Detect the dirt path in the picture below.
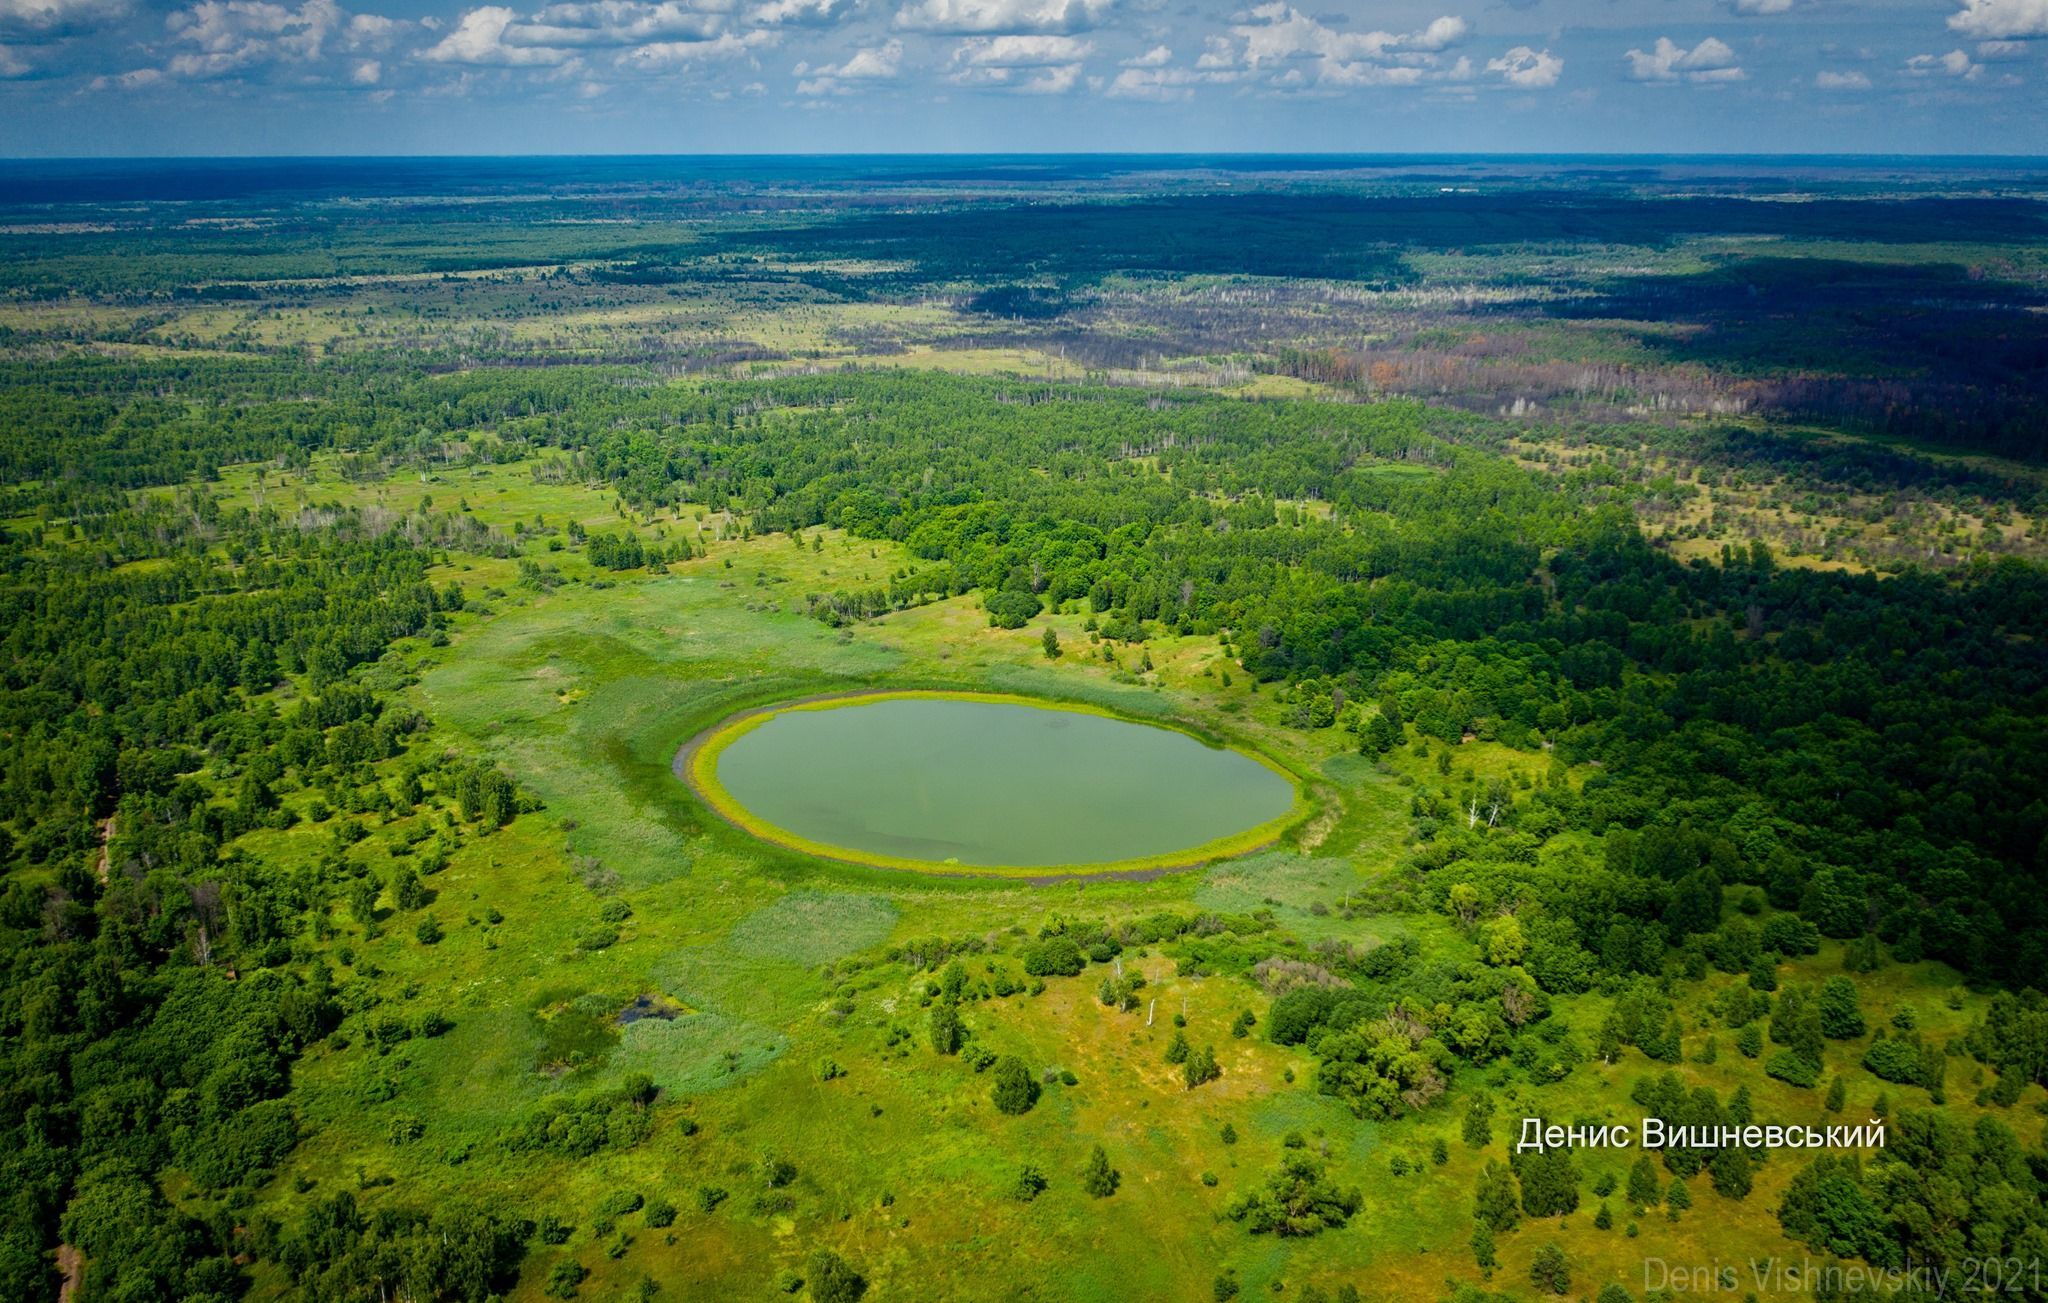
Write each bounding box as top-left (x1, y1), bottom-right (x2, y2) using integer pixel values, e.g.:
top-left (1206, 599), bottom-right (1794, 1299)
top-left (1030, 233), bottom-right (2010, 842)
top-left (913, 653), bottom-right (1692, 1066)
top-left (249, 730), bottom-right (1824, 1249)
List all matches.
top-left (94, 816), bottom-right (115, 883)
top-left (57, 1243), bottom-right (82, 1303)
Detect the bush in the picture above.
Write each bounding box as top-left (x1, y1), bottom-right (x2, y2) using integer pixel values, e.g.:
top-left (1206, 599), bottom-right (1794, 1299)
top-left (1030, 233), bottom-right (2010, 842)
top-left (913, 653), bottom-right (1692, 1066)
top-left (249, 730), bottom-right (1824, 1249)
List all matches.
top-left (990, 1056), bottom-right (1039, 1115)
top-left (1081, 1144), bottom-right (1120, 1198)
top-left (1227, 1154), bottom-right (1361, 1237)
top-left (1765, 1050), bottom-right (1821, 1088)
top-left (929, 1003), bottom-right (963, 1055)
top-left (546, 1261), bottom-right (587, 1299)
top-left (644, 1199), bottom-right (676, 1228)
top-left (807, 1249), bottom-right (867, 1303)
top-left (1021, 936), bottom-right (1086, 977)
top-left (599, 1191), bottom-right (643, 1217)
top-left (1861, 1036), bottom-right (1923, 1084)
top-left (1012, 1165), bottom-right (1047, 1202)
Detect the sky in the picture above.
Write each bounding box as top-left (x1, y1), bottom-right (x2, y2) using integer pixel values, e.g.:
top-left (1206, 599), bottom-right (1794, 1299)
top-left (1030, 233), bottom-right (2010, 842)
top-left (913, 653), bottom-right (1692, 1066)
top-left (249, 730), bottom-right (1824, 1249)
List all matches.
top-left (4, 0), bottom-right (2046, 155)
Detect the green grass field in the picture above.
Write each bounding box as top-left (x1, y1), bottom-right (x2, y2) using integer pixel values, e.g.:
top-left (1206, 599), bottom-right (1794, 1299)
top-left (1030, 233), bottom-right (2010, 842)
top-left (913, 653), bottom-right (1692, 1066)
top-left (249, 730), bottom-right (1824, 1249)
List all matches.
top-left (184, 451), bottom-right (2024, 1302)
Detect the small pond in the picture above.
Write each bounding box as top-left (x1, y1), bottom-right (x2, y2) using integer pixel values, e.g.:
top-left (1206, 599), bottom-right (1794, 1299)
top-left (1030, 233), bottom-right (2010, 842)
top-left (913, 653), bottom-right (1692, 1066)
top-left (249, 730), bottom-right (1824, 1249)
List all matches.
top-left (698, 694), bottom-right (1297, 870)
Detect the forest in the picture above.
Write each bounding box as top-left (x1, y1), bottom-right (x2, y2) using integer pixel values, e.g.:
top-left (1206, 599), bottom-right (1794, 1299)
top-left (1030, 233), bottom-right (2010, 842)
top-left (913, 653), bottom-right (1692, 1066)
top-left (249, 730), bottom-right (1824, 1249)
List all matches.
top-left (0, 155), bottom-right (2044, 1302)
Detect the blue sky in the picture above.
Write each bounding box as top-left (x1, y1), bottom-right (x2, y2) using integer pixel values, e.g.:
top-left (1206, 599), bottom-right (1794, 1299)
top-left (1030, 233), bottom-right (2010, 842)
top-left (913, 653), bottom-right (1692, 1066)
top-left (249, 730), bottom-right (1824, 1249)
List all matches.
top-left (5, 0), bottom-right (2045, 155)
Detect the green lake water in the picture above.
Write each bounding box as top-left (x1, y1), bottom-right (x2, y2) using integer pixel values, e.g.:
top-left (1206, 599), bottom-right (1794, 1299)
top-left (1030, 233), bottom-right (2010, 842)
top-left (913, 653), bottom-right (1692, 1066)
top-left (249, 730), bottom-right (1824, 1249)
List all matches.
top-left (711, 697), bottom-right (1295, 867)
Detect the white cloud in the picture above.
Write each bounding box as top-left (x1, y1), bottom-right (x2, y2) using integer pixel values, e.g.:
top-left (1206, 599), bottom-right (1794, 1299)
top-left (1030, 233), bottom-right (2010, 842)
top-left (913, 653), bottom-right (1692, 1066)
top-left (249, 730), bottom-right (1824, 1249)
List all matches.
top-left (0, 0), bottom-right (126, 35)
top-left (747, 0), bottom-right (849, 25)
top-left (1948, 0), bottom-right (2048, 39)
top-left (893, 0), bottom-right (1112, 35)
top-left (1234, 4), bottom-right (1463, 67)
top-left (1404, 15), bottom-right (1466, 51)
top-left (350, 54), bottom-right (378, 78)
top-left (149, 0), bottom-right (364, 77)
top-left (1814, 69), bottom-right (1869, 89)
top-left (1732, 0), bottom-right (1791, 13)
top-left (1625, 35), bottom-right (1743, 84)
top-left (615, 27), bottom-right (769, 64)
top-left (1486, 44), bottom-right (1559, 88)
top-left (1905, 48), bottom-right (1982, 77)
top-left (92, 65), bottom-right (164, 86)
top-left (949, 33), bottom-right (1085, 90)
top-left (1224, 3), bottom-right (1469, 90)
top-left (795, 35), bottom-right (898, 90)
top-left (502, 1), bottom-right (725, 49)
top-left (952, 32), bottom-right (1085, 63)
top-left (423, 5), bottom-right (574, 63)
top-left (1976, 38), bottom-right (2031, 57)
top-left (0, 41), bottom-right (31, 74)
top-left (346, 11), bottom-right (396, 40)
top-left (1120, 42), bottom-right (1166, 66)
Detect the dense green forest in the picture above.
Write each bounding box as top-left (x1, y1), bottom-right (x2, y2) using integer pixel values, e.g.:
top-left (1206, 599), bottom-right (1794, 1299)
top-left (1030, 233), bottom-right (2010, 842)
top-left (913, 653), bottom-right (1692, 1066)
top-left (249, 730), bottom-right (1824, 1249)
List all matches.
top-left (0, 158), bottom-right (2044, 1302)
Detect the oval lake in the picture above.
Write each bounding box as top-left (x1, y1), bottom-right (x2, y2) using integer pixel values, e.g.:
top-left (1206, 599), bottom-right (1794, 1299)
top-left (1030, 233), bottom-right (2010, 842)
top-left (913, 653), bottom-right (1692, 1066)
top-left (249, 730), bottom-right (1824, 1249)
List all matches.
top-left (707, 696), bottom-right (1297, 868)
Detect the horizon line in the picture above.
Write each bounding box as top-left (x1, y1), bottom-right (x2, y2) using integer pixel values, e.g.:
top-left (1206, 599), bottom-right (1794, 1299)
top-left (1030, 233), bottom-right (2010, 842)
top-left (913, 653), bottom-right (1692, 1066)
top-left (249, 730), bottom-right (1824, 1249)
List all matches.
top-left (5, 150), bottom-right (2048, 164)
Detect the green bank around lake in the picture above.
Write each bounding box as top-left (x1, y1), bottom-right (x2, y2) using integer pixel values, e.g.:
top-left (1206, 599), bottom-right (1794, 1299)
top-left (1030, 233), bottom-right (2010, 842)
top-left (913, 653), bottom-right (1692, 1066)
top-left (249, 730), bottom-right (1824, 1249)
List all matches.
top-left (683, 690), bottom-right (1306, 876)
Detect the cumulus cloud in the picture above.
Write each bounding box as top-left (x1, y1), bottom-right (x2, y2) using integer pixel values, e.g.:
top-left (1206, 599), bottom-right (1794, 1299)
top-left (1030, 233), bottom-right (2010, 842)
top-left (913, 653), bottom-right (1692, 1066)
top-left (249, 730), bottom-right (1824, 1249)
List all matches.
top-left (1905, 47), bottom-right (1981, 77)
top-left (0, 0), bottom-right (127, 37)
top-left (794, 34), bottom-right (897, 90)
top-left (1814, 68), bottom-right (1869, 89)
top-left (952, 32), bottom-right (1085, 62)
top-left (152, 0), bottom-right (365, 77)
top-left (1120, 42), bottom-right (1165, 66)
top-left (423, 5), bottom-right (577, 62)
top-left (1223, 3), bottom-right (1469, 90)
top-left (1948, 0), bottom-right (2048, 39)
top-left (346, 12), bottom-right (394, 39)
top-left (92, 64), bottom-right (163, 86)
top-left (948, 32), bottom-right (1086, 90)
top-left (893, 0), bottom-right (1111, 35)
top-left (616, 27), bottom-right (770, 64)
top-left (1485, 44), bottom-right (1558, 88)
top-left (0, 41), bottom-right (31, 73)
top-left (746, 0), bottom-right (849, 25)
top-left (1625, 35), bottom-right (1743, 83)
top-left (420, 0), bottom-right (780, 73)
top-left (1732, 0), bottom-right (1791, 13)
top-left (501, 1), bottom-right (725, 50)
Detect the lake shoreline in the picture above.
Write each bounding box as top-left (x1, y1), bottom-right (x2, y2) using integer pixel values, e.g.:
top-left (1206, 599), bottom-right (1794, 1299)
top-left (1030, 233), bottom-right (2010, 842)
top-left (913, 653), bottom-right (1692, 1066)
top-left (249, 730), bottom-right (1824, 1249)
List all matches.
top-left (673, 686), bottom-right (1309, 883)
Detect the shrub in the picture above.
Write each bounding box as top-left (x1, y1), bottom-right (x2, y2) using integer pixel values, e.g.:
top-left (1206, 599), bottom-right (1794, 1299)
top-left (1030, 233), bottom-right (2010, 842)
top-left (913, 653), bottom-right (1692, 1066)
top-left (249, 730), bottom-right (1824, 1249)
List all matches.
top-left (1227, 1154), bottom-right (1361, 1237)
top-left (546, 1261), bottom-right (587, 1299)
top-left (929, 1004), bottom-right (962, 1055)
top-left (1765, 1050), bottom-right (1821, 1088)
top-left (1021, 936), bottom-right (1086, 977)
top-left (599, 1191), bottom-right (643, 1217)
top-left (1081, 1145), bottom-right (1120, 1198)
top-left (1012, 1165), bottom-right (1047, 1202)
top-left (1861, 1036), bottom-right (1923, 1084)
top-left (990, 1056), bottom-right (1039, 1115)
top-left (1529, 1243), bottom-right (1570, 1295)
top-left (806, 1249), bottom-right (866, 1303)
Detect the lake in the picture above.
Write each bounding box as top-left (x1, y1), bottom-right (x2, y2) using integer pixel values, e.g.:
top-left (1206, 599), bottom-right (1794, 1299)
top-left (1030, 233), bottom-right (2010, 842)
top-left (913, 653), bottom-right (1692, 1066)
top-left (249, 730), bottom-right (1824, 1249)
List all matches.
top-left (704, 695), bottom-right (1297, 869)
